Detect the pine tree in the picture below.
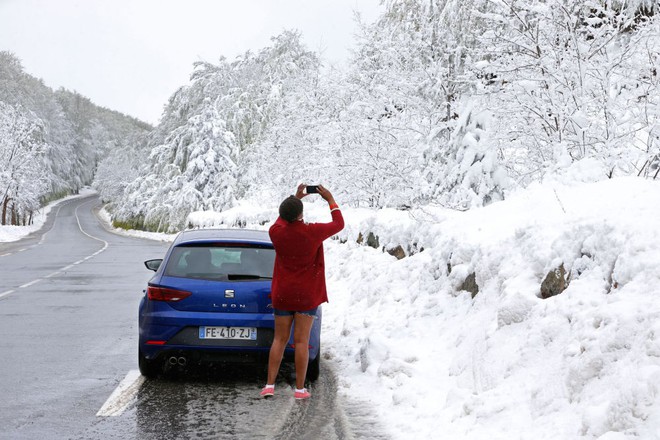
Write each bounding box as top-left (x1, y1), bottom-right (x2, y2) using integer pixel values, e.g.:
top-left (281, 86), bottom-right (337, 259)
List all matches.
top-left (425, 104), bottom-right (509, 209)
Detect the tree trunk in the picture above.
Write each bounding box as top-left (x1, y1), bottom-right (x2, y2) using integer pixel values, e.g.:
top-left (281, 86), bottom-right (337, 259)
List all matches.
top-left (1, 197), bottom-right (11, 226)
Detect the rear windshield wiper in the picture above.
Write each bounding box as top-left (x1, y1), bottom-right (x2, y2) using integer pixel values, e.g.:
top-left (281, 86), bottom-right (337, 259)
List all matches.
top-left (227, 274), bottom-right (273, 280)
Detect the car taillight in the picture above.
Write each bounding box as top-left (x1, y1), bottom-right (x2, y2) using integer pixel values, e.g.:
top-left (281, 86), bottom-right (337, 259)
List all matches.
top-left (147, 286), bottom-right (192, 302)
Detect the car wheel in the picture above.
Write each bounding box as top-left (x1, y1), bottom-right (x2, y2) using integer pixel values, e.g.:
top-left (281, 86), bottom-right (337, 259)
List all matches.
top-left (307, 348), bottom-right (320, 382)
top-left (138, 350), bottom-right (160, 378)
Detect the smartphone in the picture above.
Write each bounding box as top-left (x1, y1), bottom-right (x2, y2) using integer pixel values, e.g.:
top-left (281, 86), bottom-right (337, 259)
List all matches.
top-left (306, 185), bottom-right (319, 194)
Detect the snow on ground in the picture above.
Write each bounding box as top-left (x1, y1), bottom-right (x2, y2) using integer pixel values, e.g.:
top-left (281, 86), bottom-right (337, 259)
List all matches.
top-left (321, 177), bottom-right (660, 440)
top-left (7, 179), bottom-right (659, 439)
top-left (96, 208), bottom-right (174, 242)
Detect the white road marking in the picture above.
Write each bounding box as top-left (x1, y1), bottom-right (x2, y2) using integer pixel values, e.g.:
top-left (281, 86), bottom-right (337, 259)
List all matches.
top-left (75, 199), bottom-right (109, 253)
top-left (19, 279), bottom-right (42, 288)
top-left (0, 290), bottom-right (16, 299)
top-left (17, 248), bottom-right (27, 252)
top-left (96, 370), bottom-right (145, 417)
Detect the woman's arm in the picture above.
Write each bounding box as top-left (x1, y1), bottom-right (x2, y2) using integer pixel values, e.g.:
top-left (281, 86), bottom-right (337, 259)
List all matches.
top-left (309, 185), bottom-right (344, 240)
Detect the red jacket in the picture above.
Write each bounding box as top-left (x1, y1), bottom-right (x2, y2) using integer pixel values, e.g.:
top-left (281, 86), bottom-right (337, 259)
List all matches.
top-left (269, 208), bottom-right (344, 311)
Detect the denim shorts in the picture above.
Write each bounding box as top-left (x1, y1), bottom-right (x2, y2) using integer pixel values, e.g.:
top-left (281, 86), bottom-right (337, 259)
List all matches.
top-left (273, 307), bottom-right (318, 317)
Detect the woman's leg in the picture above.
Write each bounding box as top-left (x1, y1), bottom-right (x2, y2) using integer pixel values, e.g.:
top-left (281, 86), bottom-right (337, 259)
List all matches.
top-left (292, 313), bottom-right (315, 389)
top-left (267, 314), bottom-right (294, 385)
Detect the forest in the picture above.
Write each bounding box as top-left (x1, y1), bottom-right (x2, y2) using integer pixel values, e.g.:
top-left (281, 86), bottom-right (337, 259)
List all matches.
top-left (0, 51), bottom-right (149, 225)
top-left (1, 0), bottom-right (658, 231)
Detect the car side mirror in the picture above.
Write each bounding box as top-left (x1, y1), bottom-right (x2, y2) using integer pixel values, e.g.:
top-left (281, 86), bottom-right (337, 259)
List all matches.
top-left (144, 259), bottom-right (163, 272)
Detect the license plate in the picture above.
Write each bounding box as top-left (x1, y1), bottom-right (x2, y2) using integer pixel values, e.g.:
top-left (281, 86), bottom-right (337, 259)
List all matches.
top-left (199, 326), bottom-right (257, 340)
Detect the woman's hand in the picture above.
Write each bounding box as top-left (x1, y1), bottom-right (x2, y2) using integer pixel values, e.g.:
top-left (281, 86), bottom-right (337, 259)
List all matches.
top-left (317, 185), bottom-right (336, 206)
top-left (295, 183), bottom-right (308, 199)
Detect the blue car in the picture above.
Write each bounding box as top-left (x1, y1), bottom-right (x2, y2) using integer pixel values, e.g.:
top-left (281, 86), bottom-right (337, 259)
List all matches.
top-left (138, 228), bottom-right (322, 379)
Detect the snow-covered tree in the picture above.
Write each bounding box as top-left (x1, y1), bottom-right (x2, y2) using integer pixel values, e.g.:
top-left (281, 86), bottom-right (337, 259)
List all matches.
top-left (477, 0), bottom-right (660, 183)
top-left (424, 104), bottom-right (509, 209)
top-left (289, 0), bottom-right (508, 208)
top-left (109, 31), bottom-right (320, 230)
top-left (0, 102), bottom-right (50, 225)
top-left (93, 132), bottom-right (149, 204)
top-left (123, 103), bottom-right (238, 231)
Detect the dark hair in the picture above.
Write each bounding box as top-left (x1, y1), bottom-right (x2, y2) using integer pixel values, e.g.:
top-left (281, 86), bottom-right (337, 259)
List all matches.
top-left (279, 196), bottom-right (303, 223)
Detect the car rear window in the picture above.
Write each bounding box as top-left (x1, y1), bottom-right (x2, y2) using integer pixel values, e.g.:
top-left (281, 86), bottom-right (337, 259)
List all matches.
top-left (164, 244), bottom-right (275, 281)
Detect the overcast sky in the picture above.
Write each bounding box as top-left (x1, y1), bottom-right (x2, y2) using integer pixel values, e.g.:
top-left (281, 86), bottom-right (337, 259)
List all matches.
top-left (0, 0), bottom-right (383, 124)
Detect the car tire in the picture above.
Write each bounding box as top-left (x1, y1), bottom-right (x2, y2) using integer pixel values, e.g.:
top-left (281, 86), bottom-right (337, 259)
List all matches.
top-left (307, 348), bottom-right (321, 382)
top-left (138, 350), bottom-right (160, 378)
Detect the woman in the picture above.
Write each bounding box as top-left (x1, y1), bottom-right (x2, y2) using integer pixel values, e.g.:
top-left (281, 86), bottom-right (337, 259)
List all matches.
top-left (261, 184), bottom-right (344, 400)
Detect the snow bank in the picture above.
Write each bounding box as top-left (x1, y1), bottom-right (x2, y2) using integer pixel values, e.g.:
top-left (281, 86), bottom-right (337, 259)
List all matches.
top-left (188, 202), bottom-right (444, 258)
top-left (187, 200), bottom-right (274, 230)
top-left (97, 208), bottom-right (174, 242)
top-left (322, 177), bottom-right (660, 439)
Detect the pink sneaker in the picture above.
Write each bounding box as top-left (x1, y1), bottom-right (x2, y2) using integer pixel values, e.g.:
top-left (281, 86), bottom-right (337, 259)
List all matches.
top-left (260, 386), bottom-right (274, 398)
top-left (294, 388), bottom-right (311, 400)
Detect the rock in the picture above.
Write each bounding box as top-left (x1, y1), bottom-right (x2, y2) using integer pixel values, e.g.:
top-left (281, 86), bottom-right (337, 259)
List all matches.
top-left (540, 263), bottom-right (568, 299)
top-left (386, 245), bottom-right (406, 260)
top-left (356, 231), bottom-right (380, 249)
top-left (366, 232), bottom-right (380, 249)
top-left (460, 272), bottom-right (479, 298)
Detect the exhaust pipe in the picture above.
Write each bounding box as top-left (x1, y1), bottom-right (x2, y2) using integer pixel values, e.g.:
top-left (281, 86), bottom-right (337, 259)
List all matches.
top-left (167, 355), bottom-right (188, 367)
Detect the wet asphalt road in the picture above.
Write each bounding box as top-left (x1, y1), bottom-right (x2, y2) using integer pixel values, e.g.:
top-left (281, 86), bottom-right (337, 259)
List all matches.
top-left (0, 195), bottom-right (388, 440)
